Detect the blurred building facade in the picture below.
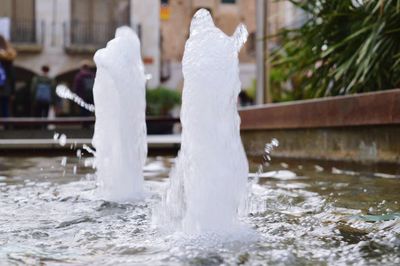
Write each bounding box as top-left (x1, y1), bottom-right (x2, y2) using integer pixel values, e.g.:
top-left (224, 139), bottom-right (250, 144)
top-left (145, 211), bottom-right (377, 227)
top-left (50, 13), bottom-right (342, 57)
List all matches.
top-left (0, 0), bottom-right (160, 88)
top-left (158, 0), bottom-right (303, 90)
top-left (159, 0), bottom-right (257, 89)
top-left (0, 0), bottom-right (303, 95)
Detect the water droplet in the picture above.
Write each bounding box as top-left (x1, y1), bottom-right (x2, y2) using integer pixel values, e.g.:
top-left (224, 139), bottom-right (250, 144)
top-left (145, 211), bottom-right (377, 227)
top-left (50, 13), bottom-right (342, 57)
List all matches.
top-left (59, 134), bottom-right (67, 147)
top-left (61, 157), bottom-right (67, 167)
top-left (76, 149), bottom-right (82, 159)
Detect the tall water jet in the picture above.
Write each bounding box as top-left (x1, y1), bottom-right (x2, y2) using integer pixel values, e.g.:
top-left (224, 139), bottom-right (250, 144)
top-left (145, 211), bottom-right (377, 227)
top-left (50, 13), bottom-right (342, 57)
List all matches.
top-left (92, 26), bottom-right (147, 202)
top-left (162, 9), bottom-right (249, 236)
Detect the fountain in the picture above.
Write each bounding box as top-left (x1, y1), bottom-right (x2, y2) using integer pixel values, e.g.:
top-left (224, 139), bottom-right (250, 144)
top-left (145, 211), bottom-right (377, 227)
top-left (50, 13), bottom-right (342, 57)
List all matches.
top-left (161, 9), bottom-right (250, 236)
top-left (92, 26), bottom-right (147, 202)
top-left (1, 8), bottom-right (399, 265)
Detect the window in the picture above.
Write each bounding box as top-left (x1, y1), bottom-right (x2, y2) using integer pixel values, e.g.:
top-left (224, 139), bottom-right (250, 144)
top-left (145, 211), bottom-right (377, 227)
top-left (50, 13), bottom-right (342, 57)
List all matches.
top-left (193, 7), bottom-right (213, 17)
top-left (70, 0), bottom-right (130, 45)
top-left (0, 0), bottom-right (36, 43)
top-left (221, 0), bottom-right (236, 4)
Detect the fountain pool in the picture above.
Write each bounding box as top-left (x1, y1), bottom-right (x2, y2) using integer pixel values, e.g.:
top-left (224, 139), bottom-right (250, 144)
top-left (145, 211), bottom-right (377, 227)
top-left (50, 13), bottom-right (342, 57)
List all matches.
top-left (0, 155), bottom-right (399, 265)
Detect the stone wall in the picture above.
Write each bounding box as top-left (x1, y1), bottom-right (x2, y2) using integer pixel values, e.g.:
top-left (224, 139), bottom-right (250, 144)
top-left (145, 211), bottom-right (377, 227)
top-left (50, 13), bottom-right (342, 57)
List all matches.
top-left (241, 126), bottom-right (400, 164)
top-left (239, 90), bottom-right (400, 164)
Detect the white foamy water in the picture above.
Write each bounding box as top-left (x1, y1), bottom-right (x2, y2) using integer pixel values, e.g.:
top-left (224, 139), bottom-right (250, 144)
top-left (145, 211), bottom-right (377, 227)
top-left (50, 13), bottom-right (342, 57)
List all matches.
top-left (160, 9), bottom-right (249, 236)
top-left (92, 26), bottom-right (147, 202)
top-left (0, 156), bottom-right (399, 265)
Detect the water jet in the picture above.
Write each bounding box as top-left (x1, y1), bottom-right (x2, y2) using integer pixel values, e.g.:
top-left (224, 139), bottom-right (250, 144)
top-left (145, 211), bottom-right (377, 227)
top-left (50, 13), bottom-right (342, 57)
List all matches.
top-left (92, 26), bottom-right (147, 202)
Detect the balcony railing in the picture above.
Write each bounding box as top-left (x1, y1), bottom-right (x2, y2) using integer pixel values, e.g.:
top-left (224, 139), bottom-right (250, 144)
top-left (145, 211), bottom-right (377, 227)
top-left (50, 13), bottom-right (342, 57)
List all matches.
top-left (69, 21), bottom-right (115, 46)
top-left (10, 19), bottom-right (44, 45)
top-left (64, 21), bottom-right (141, 53)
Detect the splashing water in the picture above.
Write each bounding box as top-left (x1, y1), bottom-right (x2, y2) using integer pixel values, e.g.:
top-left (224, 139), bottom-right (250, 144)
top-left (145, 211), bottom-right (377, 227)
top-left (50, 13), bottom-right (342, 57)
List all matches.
top-left (55, 84), bottom-right (95, 112)
top-left (253, 138), bottom-right (280, 182)
top-left (53, 132), bottom-right (68, 147)
top-left (160, 9), bottom-right (249, 237)
top-left (242, 139), bottom-right (280, 216)
top-left (92, 26), bottom-right (147, 202)
top-left (56, 75), bottom-right (151, 113)
top-left (1, 156), bottom-right (399, 265)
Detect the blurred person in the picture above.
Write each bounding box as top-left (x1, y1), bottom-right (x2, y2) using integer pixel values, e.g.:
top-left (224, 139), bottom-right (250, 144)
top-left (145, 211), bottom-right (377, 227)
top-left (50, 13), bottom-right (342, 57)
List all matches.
top-left (13, 81), bottom-right (31, 117)
top-left (72, 61), bottom-right (95, 116)
top-left (0, 34), bottom-right (17, 117)
top-left (238, 90), bottom-right (253, 107)
top-left (31, 65), bottom-right (56, 117)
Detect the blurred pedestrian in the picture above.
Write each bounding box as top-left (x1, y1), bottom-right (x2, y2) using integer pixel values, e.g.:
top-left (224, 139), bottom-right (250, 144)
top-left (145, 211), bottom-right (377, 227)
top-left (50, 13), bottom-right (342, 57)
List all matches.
top-left (0, 34), bottom-right (17, 117)
top-left (73, 60), bottom-right (95, 116)
top-left (239, 90), bottom-right (253, 106)
top-left (31, 65), bottom-right (56, 117)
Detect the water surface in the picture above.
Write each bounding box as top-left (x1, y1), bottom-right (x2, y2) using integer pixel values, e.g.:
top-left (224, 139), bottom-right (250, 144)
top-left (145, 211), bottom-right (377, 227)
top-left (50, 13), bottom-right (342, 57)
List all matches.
top-left (0, 156), bottom-right (399, 265)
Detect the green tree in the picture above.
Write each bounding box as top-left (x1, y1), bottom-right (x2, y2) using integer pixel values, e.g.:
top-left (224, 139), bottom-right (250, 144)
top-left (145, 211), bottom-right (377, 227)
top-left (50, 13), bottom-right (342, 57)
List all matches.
top-left (146, 87), bottom-right (181, 116)
top-left (271, 0), bottom-right (400, 99)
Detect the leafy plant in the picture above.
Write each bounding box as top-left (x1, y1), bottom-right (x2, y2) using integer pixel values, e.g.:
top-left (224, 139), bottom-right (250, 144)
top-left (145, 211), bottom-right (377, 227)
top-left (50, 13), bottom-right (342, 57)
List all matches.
top-left (245, 79), bottom-right (257, 101)
top-left (271, 0), bottom-right (400, 98)
top-left (146, 87), bottom-right (181, 116)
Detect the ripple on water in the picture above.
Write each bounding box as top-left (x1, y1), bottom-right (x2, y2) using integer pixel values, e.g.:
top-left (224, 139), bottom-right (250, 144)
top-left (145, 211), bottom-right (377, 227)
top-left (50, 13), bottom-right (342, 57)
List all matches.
top-left (0, 156), bottom-right (399, 265)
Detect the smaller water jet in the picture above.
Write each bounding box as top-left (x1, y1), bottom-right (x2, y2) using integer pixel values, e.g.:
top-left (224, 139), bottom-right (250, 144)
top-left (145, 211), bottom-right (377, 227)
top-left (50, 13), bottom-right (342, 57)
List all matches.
top-left (55, 84), bottom-right (95, 113)
top-left (92, 26), bottom-right (147, 202)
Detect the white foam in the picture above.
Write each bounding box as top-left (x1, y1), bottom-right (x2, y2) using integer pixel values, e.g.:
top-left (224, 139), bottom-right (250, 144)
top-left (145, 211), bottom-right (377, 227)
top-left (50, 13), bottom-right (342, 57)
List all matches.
top-left (92, 26), bottom-right (147, 202)
top-left (143, 161), bottom-right (166, 172)
top-left (374, 172), bottom-right (398, 179)
top-left (248, 170), bottom-right (298, 180)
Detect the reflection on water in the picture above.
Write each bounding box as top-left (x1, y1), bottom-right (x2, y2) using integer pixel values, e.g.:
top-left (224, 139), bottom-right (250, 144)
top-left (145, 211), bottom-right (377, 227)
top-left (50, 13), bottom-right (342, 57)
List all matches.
top-left (0, 156), bottom-right (399, 265)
